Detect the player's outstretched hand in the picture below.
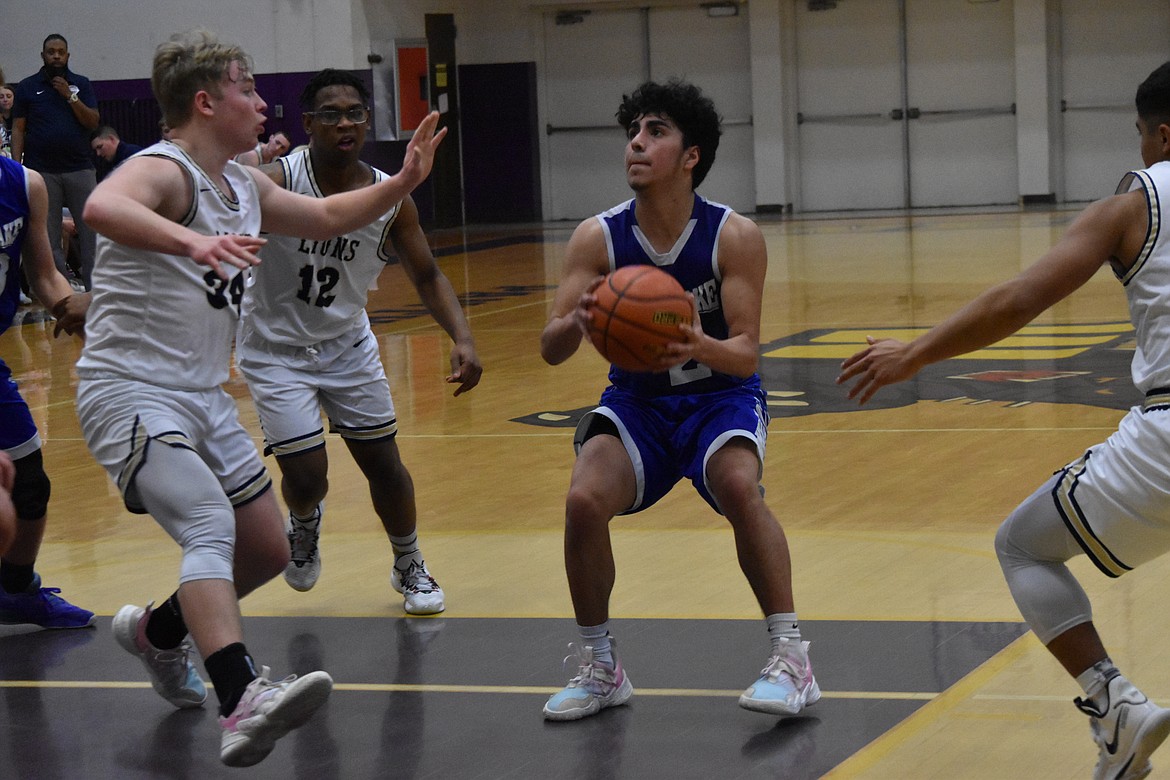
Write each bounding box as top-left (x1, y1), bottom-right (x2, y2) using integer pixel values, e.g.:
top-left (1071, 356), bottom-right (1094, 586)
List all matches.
top-left (400, 111), bottom-right (449, 188)
top-left (836, 336), bottom-right (918, 405)
top-left (187, 233), bottom-right (267, 279)
top-left (446, 342), bottom-right (483, 397)
top-left (51, 292), bottom-right (91, 338)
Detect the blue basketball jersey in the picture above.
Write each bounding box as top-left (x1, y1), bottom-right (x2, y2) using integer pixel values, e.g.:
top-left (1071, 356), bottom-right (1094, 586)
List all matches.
top-left (595, 193), bottom-right (759, 397)
top-left (0, 156), bottom-right (30, 336)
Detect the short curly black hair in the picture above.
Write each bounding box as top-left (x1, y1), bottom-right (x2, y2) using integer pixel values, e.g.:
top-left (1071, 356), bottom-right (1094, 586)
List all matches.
top-left (299, 68), bottom-right (370, 111)
top-left (1137, 61), bottom-right (1170, 131)
top-left (616, 79), bottom-right (722, 188)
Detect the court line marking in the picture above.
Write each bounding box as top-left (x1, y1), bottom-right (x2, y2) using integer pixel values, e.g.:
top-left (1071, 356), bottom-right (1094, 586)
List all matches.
top-left (823, 632), bottom-right (1034, 778)
top-left (0, 680), bottom-right (1104, 703)
top-left (0, 680), bottom-right (1089, 703)
top-left (0, 679), bottom-right (936, 699)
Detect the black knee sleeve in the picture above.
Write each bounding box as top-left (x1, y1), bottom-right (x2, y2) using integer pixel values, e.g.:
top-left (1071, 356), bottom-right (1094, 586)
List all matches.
top-left (12, 450), bottom-right (51, 521)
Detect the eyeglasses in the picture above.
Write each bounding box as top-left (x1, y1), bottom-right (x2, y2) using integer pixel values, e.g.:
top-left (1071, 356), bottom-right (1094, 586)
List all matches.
top-left (304, 107), bottom-right (369, 126)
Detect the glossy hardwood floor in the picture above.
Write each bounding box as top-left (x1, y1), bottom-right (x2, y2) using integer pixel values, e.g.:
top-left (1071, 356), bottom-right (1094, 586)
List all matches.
top-left (2, 205), bottom-right (1163, 778)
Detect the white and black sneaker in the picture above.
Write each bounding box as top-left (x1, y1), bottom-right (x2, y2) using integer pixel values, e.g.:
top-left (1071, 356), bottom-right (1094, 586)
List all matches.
top-left (283, 504), bottom-right (322, 592)
top-left (1074, 673), bottom-right (1170, 780)
top-left (391, 558), bottom-right (445, 615)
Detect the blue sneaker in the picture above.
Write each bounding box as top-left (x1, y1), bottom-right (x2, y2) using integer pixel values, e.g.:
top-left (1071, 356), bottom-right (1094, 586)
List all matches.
top-left (739, 638), bottom-right (820, 716)
top-left (112, 603), bottom-right (207, 709)
top-left (0, 574), bottom-right (95, 629)
top-left (543, 638), bottom-right (633, 721)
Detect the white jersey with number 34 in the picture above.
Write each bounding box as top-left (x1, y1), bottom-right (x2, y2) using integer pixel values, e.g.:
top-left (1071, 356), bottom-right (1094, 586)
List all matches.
top-left (77, 141), bottom-right (261, 390)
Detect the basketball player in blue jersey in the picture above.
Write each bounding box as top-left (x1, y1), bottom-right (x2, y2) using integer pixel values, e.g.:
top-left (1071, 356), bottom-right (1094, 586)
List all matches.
top-left (0, 154), bottom-right (92, 630)
top-left (839, 61), bottom-right (1170, 780)
top-left (540, 80), bottom-right (818, 721)
top-left (238, 68), bottom-right (481, 612)
top-left (78, 30), bottom-right (445, 767)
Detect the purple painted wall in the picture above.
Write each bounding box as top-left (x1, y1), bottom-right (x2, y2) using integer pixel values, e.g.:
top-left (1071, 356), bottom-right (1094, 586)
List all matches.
top-left (91, 68), bottom-right (435, 226)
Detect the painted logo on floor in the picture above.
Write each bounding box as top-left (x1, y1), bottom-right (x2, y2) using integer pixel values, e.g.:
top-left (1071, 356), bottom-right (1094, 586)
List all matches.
top-left (513, 321), bottom-right (1139, 428)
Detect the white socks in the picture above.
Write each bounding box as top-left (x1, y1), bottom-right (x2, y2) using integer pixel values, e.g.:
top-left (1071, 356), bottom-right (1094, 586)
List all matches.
top-left (579, 622), bottom-right (614, 666)
top-left (766, 612), bottom-right (801, 653)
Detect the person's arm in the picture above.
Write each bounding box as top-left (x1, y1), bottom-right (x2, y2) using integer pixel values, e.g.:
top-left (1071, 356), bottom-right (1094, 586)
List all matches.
top-left (837, 189), bottom-right (1145, 404)
top-left (660, 212), bottom-right (767, 378)
top-left (82, 154), bottom-right (266, 280)
top-left (49, 76), bottom-right (99, 131)
top-left (540, 218), bottom-right (611, 366)
top-left (10, 117), bottom-right (25, 163)
top-left (74, 80), bottom-right (100, 131)
top-left (21, 168), bottom-right (89, 335)
top-left (257, 111), bottom-right (446, 240)
top-left (255, 159), bottom-right (286, 187)
top-left (386, 195), bottom-right (482, 395)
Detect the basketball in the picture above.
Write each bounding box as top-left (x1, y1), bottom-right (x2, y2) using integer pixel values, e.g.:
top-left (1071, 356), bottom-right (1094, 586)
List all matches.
top-left (586, 265), bottom-right (692, 372)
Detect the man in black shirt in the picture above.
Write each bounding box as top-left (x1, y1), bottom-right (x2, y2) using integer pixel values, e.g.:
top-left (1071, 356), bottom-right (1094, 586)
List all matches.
top-left (11, 34), bottom-right (100, 290)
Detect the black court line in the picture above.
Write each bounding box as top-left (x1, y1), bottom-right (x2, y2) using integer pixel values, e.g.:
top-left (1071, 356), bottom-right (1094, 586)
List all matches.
top-left (0, 616), bottom-right (1027, 779)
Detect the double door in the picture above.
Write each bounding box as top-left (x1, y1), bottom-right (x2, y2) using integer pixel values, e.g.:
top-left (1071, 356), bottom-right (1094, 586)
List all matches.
top-left (795, 0), bottom-right (1018, 211)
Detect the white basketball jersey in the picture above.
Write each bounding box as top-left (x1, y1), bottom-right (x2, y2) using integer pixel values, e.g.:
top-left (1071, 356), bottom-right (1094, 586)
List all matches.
top-left (1117, 160), bottom-right (1170, 393)
top-left (241, 149), bottom-right (401, 345)
top-left (77, 142), bottom-right (261, 389)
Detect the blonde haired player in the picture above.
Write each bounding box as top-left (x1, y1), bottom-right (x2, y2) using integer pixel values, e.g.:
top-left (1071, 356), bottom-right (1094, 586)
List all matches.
top-left (78, 29), bottom-right (445, 767)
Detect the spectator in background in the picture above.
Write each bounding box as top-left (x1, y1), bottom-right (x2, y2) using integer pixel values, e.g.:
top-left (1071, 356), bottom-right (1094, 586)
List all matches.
top-left (91, 126), bottom-right (143, 181)
top-left (11, 34), bottom-right (100, 291)
top-left (234, 130), bottom-right (290, 167)
top-left (0, 76), bottom-right (13, 158)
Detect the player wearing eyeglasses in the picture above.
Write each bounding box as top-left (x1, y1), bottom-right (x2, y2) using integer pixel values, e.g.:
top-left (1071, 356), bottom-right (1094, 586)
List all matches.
top-left (236, 68), bottom-right (482, 614)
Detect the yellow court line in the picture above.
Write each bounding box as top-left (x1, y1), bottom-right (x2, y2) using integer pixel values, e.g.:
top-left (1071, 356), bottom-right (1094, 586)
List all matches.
top-left (0, 679), bottom-right (935, 700)
top-left (0, 680), bottom-right (1107, 705)
top-left (823, 632), bottom-right (1034, 778)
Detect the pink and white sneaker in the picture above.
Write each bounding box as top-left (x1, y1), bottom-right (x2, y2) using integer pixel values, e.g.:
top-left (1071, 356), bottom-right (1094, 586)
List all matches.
top-left (219, 666), bottom-right (333, 767)
top-left (738, 638), bottom-right (820, 716)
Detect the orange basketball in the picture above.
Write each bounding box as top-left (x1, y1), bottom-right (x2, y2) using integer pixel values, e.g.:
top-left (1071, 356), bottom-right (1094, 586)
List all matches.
top-left (586, 265), bottom-right (692, 372)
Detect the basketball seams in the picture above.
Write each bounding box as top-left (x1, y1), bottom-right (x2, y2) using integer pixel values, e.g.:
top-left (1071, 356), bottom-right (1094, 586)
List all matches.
top-left (587, 264), bottom-right (691, 372)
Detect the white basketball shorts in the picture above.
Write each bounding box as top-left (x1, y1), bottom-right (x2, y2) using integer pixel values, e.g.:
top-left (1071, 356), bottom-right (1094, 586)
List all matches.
top-left (235, 320), bottom-right (397, 458)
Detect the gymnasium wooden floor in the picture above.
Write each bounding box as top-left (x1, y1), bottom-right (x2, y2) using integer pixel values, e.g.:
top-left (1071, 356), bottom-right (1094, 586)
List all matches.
top-left (2, 205), bottom-right (1164, 778)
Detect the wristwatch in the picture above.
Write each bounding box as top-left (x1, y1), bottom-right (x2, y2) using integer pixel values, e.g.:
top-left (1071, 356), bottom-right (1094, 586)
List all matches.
top-left (68, 93), bottom-right (79, 104)
top-left (68, 86), bottom-right (79, 103)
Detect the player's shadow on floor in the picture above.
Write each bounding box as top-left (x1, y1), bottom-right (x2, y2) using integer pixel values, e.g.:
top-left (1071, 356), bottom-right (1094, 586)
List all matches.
top-left (741, 715), bottom-right (822, 766)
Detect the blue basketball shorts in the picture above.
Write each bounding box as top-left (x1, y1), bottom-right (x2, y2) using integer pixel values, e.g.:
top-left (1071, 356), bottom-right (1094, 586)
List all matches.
top-left (0, 358), bottom-right (41, 458)
top-left (574, 383), bottom-right (769, 515)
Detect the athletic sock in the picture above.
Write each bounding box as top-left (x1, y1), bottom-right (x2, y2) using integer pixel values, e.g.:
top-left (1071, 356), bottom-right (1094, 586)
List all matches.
top-left (291, 506), bottom-right (320, 524)
top-left (1076, 658), bottom-right (1119, 707)
top-left (390, 532), bottom-right (421, 568)
top-left (205, 642), bottom-right (260, 717)
top-left (579, 622), bottom-right (613, 667)
top-left (145, 591), bottom-right (188, 650)
top-left (0, 561), bottom-right (35, 594)
top-left (766, 612), bottom-right (801, 653)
